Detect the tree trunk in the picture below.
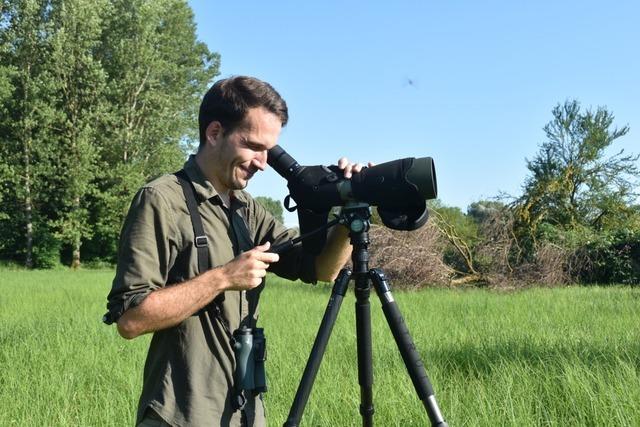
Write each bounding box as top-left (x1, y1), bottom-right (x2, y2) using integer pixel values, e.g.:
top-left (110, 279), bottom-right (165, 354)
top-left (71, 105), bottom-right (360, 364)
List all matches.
top-left (24, 172), bottom-right (33, 268)
top-left (22, 65), bottom-right (34, 269)
top-left (71, 195), bottom-right (81, 269)
top-left (71, 244), bottom-right (81, 269)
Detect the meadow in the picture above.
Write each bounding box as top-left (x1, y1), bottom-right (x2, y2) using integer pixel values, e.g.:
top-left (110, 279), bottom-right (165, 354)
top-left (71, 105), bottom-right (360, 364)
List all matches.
top-left (0, 269), bottom-right (639, 426)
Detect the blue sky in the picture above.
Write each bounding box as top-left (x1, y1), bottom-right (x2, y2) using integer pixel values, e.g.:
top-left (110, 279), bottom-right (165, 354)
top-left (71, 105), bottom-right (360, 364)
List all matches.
top-left (188, 1), bottom-right (639, 225)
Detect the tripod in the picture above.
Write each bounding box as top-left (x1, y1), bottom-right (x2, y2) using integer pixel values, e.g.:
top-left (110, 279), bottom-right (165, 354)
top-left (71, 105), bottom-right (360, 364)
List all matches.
top-left (283, 204), bottom-right (448, 427)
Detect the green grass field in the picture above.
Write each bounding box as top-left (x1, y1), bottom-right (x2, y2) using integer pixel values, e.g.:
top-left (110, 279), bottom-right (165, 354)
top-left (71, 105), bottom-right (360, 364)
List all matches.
top-left (1, 269), bottom-right (639, 426)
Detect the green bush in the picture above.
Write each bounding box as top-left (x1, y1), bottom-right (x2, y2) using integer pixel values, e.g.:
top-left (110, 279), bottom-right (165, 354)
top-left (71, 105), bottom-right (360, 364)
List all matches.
top-left (575, 230), bottom-right (640, 285)
top-left (31, 227), bottom-right (62, 269)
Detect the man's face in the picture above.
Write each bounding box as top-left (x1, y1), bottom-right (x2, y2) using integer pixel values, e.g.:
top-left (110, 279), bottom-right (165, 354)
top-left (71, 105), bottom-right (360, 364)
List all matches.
top-left (209, 107), bottom-right (282, 192)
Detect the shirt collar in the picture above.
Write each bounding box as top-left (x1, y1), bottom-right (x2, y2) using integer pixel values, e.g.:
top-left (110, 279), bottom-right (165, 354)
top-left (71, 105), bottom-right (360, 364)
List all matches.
top-left (182, 155), bottom-right (248, 208)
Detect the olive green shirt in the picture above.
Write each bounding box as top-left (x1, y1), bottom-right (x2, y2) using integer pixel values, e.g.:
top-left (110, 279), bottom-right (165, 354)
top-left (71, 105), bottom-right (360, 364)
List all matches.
top-left (106, 156), bottom-right (316, 427)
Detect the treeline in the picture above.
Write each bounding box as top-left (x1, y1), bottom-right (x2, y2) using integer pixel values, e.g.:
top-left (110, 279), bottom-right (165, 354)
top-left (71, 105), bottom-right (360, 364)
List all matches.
top-left (2, 3), bottom-right (639, 285)
top-left (0, 0), bottom-right (219, 267)
top-left (370, 100), bottom-right (640, 286)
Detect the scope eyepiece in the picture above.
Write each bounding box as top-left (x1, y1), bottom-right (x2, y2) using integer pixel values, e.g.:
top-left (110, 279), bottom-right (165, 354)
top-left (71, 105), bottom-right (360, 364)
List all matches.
top-left (267, 145), bottom-right (303, 179)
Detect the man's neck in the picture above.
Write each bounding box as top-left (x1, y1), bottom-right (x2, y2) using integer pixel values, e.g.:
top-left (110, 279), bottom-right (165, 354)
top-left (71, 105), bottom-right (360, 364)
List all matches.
top-left (195, 152), bottom-right (231, 208)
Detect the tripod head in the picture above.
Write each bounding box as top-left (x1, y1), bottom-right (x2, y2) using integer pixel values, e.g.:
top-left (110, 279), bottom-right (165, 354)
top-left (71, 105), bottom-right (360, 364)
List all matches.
top-left (270, 202), bottom-right (373, 256)
top-left (339, 202), bottom-right (372, 234)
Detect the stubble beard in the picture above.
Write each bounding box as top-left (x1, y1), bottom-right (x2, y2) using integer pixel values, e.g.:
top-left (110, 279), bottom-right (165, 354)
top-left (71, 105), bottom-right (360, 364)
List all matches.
top-left (229, 165), bottom-right (252, 190)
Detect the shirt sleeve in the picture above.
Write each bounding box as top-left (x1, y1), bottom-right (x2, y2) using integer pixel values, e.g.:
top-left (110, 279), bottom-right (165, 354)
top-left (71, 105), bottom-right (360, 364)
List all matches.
top-left (246, 196), bottom-right (317, 284)
top-left (104, 186), bottom-right (179, 324)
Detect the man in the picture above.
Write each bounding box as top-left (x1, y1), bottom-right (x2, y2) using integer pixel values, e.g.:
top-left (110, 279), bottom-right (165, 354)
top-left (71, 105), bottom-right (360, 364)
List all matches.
top-left (105, 76), bottom-right (364, 426)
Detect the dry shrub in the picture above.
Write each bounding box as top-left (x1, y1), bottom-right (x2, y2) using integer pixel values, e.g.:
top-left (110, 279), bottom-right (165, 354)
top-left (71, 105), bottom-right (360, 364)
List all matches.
top-left (472, 210), bottom-right (519, 285)
top-left (367, 222), bottom-right (452, 288)
top-left (468, 209), bottom-right (536, 287)
top-left (512, 242), bottom-right (571, 286)
top-left (473, 210), bottom-right (571, 287)
top-left (363, 207), bottom-right (574, 289)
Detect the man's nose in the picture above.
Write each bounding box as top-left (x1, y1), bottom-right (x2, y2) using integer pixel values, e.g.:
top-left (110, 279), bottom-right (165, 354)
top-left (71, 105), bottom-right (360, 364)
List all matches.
top-left (252, 150), bottom-right (267, 171)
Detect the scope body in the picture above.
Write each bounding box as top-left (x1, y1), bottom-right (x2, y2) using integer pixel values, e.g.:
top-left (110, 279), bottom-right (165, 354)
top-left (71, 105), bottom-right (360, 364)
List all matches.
top-left (266, 145), bottom-right (439, 252)
top-left (267, 145), bottom-right (437, 214)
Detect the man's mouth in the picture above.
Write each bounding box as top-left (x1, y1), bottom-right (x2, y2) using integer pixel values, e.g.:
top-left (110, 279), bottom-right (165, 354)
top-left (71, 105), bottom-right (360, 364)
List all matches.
top-left (239, 166), bottom-right (255, 180)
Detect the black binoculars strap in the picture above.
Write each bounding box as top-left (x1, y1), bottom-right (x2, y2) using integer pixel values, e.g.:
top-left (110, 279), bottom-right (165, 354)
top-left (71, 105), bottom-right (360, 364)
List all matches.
top-left (174, 171), bottom-right (231, 332)
top-left (175, 170), bottom-right (209, 274)
top-left (229, 208), bottom-right (263, 330)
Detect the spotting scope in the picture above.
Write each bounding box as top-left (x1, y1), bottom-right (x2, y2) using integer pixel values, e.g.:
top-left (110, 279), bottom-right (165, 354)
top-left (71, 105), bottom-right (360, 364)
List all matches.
top-left (267, 145), bottom-right (438, 234)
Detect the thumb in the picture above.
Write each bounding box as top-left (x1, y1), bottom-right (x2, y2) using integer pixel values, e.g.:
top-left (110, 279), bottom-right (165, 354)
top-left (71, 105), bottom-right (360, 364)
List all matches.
top-left (255, 241), bottom-right (271, 252)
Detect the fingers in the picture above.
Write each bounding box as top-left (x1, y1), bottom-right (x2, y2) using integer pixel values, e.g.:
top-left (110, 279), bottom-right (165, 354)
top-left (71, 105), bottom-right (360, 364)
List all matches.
top-left (339, 157), bottom-right (354, 178)
top-left (221, 251), bottom-right (273, 291)
top-left (247, 265), bottom-right (268, 286)
top-left (337, 157), bottom-right (349, 170)
top-left (221, 243), bottom-right (278, 291)
top-left (254, 241), bottom-right (270, 252)
top-left (252, 241), bottom-right (279, 263)
top-left (240, 257), bottom-right (271, 271)
top-left (352, 163), bottom-right (365, 174)
top-left (233, 268), bottom-right (266, 290)
top-left (337, 157), bottom-right (368, 178)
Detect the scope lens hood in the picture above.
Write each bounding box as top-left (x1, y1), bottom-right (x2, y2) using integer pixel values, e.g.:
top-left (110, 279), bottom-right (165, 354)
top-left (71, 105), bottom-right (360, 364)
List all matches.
top-left (377, 202), bottom-right (429, 231)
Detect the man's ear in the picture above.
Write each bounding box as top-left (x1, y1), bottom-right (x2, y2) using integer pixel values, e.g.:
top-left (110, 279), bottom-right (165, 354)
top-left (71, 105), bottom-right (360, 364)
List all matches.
top-left (205, 121), bottom-right (223, 145)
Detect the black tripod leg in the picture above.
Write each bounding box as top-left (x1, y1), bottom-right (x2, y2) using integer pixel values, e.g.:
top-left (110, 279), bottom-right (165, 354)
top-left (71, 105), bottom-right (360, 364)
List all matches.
top-left (355, 274), bottom-right (375, 427)
top-left (284, 268), bottom-right (352, 427)
top-left (369, 269), bottom-right (448, 427)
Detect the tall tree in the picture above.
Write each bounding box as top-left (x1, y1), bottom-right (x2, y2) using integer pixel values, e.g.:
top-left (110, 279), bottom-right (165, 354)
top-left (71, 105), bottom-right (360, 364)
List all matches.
top-left (0, 0), bottom-right (57, 267)
top-left (0, 0), bottom-right (219, 267)
top-left (45, 0), bottom-right (109, 268)
top-left (89, 0), bottom-right (219, 261)
top-left (515, 100), bottom-right (638, 246)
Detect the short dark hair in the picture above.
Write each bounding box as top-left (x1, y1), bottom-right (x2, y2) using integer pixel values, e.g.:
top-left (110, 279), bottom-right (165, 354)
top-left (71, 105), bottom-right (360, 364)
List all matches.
top-left (198, 76), bottom-right (288, 147)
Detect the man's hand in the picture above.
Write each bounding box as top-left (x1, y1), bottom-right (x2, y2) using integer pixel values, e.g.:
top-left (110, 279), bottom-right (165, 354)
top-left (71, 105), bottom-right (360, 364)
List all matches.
top-left (219, 242), bottom-right (279, 290)
top-left (337, 157), bottom-right (374, 178)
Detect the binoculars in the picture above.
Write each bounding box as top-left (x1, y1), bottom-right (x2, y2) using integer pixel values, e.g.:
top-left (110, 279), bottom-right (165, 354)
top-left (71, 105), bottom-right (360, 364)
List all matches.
top-left (232, 326), bottom-right (267, 400)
